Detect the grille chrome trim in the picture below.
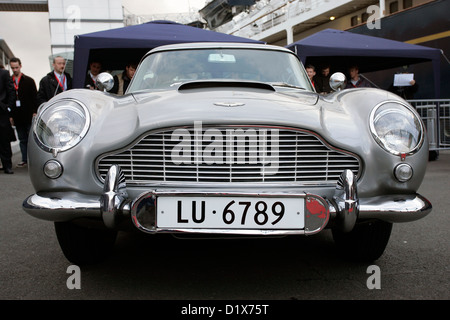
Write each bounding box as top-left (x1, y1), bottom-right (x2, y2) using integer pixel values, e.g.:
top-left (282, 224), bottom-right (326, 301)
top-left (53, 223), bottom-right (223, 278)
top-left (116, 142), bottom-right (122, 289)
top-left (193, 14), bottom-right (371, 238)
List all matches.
top-left (96, 125), bottom-right (361, 186)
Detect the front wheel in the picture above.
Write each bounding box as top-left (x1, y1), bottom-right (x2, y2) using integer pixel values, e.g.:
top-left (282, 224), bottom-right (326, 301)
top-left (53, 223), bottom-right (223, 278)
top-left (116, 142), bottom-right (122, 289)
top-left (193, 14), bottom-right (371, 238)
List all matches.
top-left (54, 221), bottom-right (117, 265)
top-left (332, 220), bottom-right (393, 262)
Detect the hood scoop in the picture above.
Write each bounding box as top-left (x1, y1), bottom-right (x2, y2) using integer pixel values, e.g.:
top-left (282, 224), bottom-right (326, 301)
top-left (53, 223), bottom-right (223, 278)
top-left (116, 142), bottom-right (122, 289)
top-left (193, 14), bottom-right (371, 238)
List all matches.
top-left (178, 80), bottom-right (275, 92)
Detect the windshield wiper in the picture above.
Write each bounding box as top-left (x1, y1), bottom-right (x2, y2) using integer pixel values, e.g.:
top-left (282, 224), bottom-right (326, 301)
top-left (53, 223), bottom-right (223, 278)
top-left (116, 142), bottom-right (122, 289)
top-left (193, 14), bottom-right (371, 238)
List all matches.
top-left (270, 82), bottom-right (306, 90)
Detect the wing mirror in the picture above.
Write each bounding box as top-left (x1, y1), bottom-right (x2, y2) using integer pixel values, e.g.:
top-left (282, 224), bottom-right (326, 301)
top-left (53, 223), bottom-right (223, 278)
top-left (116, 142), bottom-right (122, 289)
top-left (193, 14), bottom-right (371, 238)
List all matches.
top-left (96, 72), bottom-right (115, 92)
top-left (329, 72), bottom-right (347, 91)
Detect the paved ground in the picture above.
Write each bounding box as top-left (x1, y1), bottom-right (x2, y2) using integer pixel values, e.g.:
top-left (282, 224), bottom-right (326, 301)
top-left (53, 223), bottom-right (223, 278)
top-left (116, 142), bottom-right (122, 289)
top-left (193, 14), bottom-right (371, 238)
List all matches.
top-left (0, 149), bottom-right (448, 304)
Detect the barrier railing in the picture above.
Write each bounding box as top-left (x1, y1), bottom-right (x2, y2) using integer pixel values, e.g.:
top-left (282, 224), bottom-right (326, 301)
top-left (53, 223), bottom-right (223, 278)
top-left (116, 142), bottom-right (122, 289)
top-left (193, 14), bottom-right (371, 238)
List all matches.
top-left (408, 99), bottom-right (450, 151)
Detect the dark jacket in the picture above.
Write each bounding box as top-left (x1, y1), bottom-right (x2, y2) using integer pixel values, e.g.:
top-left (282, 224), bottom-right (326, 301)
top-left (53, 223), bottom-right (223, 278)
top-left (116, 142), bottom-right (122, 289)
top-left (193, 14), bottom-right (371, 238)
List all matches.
top-left (84, 72), bottom-right (96, 89)
top-left (388, 83), bottom-right (419, 100)
top-left (314, 75), bottom-right (332, 94)
top-left (0, 69), bottom-right (15, 118)
top-left (37, 71), bottom-right (72, 105)
top-left (110, 71), bottom-right (132, 95)
top-left (0, 69), bottom-right (15, 169)
top-left (345, 77), bottom-right (373, 89)
top-left (11, 73), bottom-right (38, 126)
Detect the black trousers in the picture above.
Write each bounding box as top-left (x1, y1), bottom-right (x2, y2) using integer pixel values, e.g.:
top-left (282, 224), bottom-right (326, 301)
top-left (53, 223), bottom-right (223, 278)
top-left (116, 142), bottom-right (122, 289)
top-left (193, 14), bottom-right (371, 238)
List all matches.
top-left (0, 116), bottom-right (13, 170)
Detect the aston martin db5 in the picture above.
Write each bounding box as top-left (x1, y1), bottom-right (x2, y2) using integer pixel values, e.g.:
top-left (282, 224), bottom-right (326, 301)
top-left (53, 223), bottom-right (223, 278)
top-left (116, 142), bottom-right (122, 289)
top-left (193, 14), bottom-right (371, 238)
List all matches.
top-left (23, 43), bottom-right (432, 264)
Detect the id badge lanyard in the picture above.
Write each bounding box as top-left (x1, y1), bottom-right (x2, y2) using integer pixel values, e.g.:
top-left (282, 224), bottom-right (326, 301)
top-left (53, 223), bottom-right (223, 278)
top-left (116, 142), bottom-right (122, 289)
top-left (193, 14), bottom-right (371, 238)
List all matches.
top-left (55, 73), bottom-right (66, 92)
top-left (13, 74), bottom-right (21, 107)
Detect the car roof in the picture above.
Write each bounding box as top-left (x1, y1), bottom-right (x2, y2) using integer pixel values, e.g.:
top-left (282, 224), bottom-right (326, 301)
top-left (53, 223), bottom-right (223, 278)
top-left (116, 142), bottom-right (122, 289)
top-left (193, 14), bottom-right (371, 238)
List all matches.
top-left (146, 42), bottom-right (294, 55)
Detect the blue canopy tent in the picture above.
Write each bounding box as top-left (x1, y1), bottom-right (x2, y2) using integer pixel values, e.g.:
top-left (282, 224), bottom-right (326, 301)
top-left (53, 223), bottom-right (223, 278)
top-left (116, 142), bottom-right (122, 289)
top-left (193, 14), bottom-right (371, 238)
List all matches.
top-left (286, 29), bottom-right (442, 98)
top-left (73, 20), bottom-right (263, 88)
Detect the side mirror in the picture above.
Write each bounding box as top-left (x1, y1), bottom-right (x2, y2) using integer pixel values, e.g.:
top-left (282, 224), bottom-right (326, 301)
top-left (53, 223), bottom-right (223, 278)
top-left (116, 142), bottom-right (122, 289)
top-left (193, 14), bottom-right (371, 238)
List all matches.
top-left (329, 72), bottom-right (347, 91)
top-left (96, 72), bottom-right (114, 92)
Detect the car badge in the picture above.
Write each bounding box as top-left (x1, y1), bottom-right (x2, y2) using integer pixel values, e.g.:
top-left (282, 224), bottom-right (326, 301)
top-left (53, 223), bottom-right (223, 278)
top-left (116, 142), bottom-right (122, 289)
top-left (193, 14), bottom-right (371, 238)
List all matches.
top-left (214, 102), bottom-right (245, 107)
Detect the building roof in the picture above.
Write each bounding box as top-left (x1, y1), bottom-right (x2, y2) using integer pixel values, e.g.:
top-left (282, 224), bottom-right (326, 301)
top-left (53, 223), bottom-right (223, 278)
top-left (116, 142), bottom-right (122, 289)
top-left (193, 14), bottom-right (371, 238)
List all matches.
top-left (0, 0), bottom-right (48, 12)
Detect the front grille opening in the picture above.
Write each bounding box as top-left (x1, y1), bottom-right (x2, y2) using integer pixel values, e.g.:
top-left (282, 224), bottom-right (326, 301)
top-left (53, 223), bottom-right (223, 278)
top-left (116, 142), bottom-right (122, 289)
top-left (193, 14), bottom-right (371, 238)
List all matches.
top-left (97, 126), bottom-right (360, 185)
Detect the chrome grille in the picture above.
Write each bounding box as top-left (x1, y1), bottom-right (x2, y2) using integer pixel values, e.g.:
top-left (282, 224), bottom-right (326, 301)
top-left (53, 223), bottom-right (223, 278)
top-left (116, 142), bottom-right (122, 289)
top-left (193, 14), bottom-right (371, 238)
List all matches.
top-left (96, 126), bottom-right (360, 185)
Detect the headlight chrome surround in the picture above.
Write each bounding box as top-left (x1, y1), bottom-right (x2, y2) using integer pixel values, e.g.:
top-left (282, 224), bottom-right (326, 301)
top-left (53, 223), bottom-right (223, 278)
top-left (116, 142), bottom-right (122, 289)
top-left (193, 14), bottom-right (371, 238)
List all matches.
top-left (33, 99), bottom-right (90, 153)
top-left (369, 100), bottom-right (424, 156)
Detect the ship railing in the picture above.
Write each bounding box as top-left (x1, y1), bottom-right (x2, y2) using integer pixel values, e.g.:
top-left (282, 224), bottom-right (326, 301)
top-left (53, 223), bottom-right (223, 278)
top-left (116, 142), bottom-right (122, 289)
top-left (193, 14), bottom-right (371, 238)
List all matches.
top-left (218, 0), bottom-right (324, 38)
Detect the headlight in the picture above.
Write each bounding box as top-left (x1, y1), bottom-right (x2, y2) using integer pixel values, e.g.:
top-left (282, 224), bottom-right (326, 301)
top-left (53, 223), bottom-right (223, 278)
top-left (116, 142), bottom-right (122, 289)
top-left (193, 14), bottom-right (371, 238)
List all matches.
top-left (34, 99), bottom-right (90, 152)
top-left (370, 101), bottom-right (424, 155)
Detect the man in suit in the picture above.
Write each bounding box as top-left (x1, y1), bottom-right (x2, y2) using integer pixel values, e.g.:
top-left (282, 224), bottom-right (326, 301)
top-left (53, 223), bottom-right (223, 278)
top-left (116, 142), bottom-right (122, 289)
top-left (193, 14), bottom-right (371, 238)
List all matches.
top-left (37, 56), bottom-right (72, 105)
top-left (84, 60), bottom-right (102, 89)
top-left (0, 67), bottom-right (15, 173)
top-left (9, 57), bottom-right (38, 167)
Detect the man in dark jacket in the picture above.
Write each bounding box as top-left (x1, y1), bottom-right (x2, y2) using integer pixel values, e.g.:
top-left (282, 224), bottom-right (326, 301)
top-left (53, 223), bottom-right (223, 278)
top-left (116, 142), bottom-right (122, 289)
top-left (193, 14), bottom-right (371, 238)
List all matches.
top-left (314, 64), bottom-right (332, 94)
top-left (10, 57), bottom-right (38, 167)
top-left (388, 76), bottom-right (419, 100)
top-left (345, 65), bottom-right (372, 89)
top-left (0, 67), bottom-right (15, 173)
top-left (84, 60), bottom-right (102, 89)
top-left (110, 62), bottom-right (137, 95)
top-left (37, 56), bottom-right (72, 105)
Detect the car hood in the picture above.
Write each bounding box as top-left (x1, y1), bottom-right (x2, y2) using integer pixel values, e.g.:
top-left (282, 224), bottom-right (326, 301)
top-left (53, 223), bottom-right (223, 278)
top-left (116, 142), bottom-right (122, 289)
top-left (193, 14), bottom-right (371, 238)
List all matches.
top-left (133, 86), bottom-right (320, 127)
top-left (75, 85), bottom-right (395, 156)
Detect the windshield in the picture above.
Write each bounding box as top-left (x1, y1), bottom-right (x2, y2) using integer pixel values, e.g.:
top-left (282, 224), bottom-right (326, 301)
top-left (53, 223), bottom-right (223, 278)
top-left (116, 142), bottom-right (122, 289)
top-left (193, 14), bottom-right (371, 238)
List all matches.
top-left (127, 48), bottom-right (313, 93)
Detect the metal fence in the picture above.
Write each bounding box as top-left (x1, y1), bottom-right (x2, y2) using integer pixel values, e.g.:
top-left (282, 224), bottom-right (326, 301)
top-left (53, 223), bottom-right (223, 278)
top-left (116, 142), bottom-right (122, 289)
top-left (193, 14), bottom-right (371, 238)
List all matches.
top-left (408, 99), bottom-right (450, 151)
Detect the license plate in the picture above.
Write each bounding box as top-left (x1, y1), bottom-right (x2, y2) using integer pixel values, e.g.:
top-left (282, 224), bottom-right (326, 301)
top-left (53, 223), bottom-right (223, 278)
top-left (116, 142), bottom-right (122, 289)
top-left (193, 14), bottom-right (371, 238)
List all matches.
top-left (156, 196), bottom-right (304, 230)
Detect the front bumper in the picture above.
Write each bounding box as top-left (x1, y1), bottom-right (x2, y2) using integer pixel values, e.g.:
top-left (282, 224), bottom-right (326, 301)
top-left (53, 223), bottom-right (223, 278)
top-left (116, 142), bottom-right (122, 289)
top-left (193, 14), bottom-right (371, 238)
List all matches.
top-left (23, 166), bottom-right (432, 235)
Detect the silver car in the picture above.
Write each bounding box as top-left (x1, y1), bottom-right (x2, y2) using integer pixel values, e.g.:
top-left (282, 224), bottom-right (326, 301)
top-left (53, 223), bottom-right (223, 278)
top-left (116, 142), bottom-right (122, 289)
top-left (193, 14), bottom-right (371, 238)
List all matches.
top-left (23, 43), bottom-right (432, 264)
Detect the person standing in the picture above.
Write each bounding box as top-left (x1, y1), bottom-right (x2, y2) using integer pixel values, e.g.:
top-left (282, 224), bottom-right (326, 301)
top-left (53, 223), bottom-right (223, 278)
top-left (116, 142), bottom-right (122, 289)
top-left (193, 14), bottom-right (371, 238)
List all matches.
top-left (110, 62), bottom-right (137, 95)
top-left (84, 60), bottom-right (102, 89)
top-left (0, 66), bottom-right (15, 174)
top-left (314, 64), bottom-right (332, 94)
top-left (345, 65), bottom-right (372, 89)
top-left (37, 56), bottom-right (72, 105)
top-left (305, 64), bottom-right (317, 90)
top-left (9, 57), bottom-right (38, 167)
top-left (388, 75), bottom-right (418, 100)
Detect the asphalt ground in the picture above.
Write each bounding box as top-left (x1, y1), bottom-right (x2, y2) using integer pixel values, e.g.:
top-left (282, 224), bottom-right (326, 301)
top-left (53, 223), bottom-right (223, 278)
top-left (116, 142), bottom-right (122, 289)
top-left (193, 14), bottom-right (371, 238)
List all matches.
top-left (0, 148), bottom-right (448, 305)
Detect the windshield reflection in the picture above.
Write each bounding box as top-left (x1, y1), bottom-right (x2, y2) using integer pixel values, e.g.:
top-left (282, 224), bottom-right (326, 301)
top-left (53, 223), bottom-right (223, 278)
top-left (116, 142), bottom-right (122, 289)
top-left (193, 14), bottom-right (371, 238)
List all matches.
top-left (128, 48), bottom-right (313, 93)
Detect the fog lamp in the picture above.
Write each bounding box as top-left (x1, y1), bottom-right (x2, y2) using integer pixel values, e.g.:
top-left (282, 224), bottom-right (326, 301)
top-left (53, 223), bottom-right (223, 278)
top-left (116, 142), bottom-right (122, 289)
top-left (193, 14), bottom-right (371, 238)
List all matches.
top-left (44, 160), bottom-right (63, 179)
top-left (394, 163), bottom-right (413, 182)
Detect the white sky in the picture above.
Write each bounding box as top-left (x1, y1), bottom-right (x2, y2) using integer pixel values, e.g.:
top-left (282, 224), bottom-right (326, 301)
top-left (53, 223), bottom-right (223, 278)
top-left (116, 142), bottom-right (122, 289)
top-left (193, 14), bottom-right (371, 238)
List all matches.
top-left (124, 0), bottom-right (207, 15)
top-left (0, 0), bottom-right (207, 83)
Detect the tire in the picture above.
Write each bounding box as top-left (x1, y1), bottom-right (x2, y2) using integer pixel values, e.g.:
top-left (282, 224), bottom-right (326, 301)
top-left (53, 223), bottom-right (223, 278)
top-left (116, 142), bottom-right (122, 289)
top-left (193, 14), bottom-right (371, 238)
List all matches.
top-left (332, 220), bottom-right (393, 262)
top-left (54, 221), bottom-right (117, 265)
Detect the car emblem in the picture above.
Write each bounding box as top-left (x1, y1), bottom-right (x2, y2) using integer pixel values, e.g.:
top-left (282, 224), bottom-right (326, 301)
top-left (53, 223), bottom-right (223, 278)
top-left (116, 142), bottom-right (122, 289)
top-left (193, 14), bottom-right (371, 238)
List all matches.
top-left (214, 102), bottom-right (245, 107)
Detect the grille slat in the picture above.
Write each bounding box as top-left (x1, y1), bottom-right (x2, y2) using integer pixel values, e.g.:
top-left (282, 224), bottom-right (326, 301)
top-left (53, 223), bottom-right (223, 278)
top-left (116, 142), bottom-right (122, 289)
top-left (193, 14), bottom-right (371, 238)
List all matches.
top-left (97, 126), bottom-right (360, 185)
